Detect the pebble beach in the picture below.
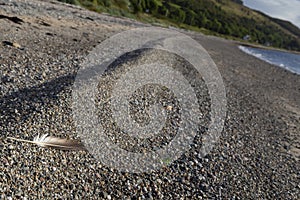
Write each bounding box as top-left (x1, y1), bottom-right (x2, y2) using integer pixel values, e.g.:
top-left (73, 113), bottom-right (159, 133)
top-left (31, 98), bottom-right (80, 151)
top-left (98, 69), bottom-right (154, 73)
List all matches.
top-left (0, 0), bottom-right (299, 199)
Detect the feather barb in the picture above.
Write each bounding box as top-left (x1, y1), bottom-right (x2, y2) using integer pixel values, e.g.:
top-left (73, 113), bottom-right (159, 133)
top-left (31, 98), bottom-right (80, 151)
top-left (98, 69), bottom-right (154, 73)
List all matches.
top-left (7, 134), bottom-right (86, 151)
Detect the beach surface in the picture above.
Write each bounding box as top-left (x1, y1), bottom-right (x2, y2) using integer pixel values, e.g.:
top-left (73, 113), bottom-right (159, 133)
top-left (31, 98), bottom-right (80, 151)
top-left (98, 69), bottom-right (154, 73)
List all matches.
top-left (0, 0), bottom-right (299, 199)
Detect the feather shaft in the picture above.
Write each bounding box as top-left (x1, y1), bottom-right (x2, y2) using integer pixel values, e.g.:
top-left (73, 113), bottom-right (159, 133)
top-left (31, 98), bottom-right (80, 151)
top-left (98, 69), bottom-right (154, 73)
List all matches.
top-left (7, 135), bottom-right (86, 151)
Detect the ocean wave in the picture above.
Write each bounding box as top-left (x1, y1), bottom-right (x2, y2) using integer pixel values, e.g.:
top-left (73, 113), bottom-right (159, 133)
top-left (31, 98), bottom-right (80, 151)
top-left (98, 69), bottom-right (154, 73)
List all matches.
top-left (238, 45), bottom-right (300, 75)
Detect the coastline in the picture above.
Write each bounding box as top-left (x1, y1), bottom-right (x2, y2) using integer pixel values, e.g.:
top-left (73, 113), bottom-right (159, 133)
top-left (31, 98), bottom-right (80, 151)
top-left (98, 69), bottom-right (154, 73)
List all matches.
top-left (0, 0), bottom-right (299, 198)
top-left (238, 45), bottom-right (300, 75)
top-left (236, 40), bottom-right (300, 55)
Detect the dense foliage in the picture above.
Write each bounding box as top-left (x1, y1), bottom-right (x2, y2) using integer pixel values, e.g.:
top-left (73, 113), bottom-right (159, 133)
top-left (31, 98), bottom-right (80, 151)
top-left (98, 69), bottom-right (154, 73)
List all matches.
top-left (57, 0), bottom-right (300, 51)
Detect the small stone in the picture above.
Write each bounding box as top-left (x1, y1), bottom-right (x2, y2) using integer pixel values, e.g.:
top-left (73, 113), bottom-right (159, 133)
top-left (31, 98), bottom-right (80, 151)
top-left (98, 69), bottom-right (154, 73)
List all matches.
top-left (166, 105), bottom-right (173, 111)
top-left (2, 41), bottom-right (22, 49)
top-left (12, 42), bottom-right (21, 48)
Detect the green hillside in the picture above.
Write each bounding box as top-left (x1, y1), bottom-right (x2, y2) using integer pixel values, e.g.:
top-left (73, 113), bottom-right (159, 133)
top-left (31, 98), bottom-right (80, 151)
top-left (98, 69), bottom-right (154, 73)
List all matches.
top-left (57, 0), bottom-right (300, 51)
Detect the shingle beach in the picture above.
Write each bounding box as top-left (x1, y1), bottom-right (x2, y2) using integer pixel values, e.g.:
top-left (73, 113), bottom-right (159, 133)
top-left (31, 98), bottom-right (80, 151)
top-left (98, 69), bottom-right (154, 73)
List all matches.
top-left (0, 0), bottom-right (299, 199)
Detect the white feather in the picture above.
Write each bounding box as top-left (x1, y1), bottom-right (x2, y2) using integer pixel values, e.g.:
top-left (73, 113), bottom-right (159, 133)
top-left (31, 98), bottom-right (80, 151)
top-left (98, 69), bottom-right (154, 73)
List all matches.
top-left (7, 134), bottom-right (86, 151)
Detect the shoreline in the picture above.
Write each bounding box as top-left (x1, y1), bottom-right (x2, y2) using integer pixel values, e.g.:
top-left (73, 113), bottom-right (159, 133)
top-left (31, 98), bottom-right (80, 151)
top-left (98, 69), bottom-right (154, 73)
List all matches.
top-left (236, 41), bottom-right (300, 55)
top-left (238, 45), bottom-right (300, 75)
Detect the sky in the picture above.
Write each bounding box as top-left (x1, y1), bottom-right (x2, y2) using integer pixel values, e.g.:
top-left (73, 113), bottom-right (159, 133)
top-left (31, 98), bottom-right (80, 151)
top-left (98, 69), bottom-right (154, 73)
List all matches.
top-left (243, 0), bottom-right (300, 28)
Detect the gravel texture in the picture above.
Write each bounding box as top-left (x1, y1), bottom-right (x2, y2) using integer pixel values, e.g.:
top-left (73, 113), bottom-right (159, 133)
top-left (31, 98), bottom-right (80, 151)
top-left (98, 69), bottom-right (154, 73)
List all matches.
top-left (0, 0), bottom-right (299, 199)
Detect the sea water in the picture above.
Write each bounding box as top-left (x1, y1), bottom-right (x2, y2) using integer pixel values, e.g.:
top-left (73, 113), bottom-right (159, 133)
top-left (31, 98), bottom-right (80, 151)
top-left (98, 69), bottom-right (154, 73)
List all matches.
top-left (239, 45), bottom-right (300, 75)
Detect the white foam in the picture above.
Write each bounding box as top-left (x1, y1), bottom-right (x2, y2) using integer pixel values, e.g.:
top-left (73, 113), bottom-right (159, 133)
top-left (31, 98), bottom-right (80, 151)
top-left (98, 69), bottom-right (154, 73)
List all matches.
top-left (239, 45), bottom-right (300, 75)
top-left (238, 46), bottom-right (263, 59)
